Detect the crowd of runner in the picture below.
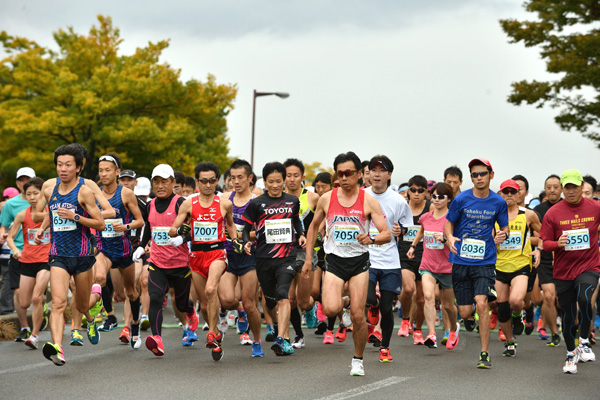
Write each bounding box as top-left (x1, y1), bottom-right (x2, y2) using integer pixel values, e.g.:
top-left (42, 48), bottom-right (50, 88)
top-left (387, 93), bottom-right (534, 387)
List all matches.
top-left (1, 144), bottom-right (599, 376)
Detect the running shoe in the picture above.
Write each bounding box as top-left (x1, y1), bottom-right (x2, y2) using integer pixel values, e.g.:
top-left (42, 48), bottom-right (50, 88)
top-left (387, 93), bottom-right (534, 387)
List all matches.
top-left (119, 326), bottom-right (131, 344)
top-left (40, 303), bottom-right (48, 331)
top-left (130, 323), bottom-right (142, 350)
top-left (397, 319), bottom-right (410, 337)
top-left (205, 331), bottom-right (222, 348)
top-left (464, 317), bottom-right (476, 332)
top-left (441, 330), bottom-right (450, 345)
top-left (539, 328), bottom-right (548, 341)
top-left (227, 310), bottom-right (237, 327)
top-left (424, 333), bottom-right (437, 348)
top-left (140, 315), bottom-right (150, 331)
top-left (577, 342), bottom-right (595, 362)
top-left (323, 330), bottom-right (334, 344)
top-left (379, 347), bottom-right (393, 363)
top-left (314, 321), bottom-right (327, 335)
top-left (335, 324), bottom-right (348, 343)
top-left (181, 328), bottom-right (194, 347)
top-left (563, 352), bottom-right (578, 374)
top-left (202, 322), bottom-right (209, 331)
top-left (252, 341), bottom-right (264, 357)
top-left (350, 358), bottom-right (365, 376)
top-left (271, 336), bottom-right (285, 355)
top-left (413, 330), bottom-right (425, 345)
top-left (476, 351), bottom-right (491, 369)
top-left (187, 328), bottom-right (198, 342)
top-left (498, 329), bottom-right (506, 341)
top-left (503, 341), bottom-right (516, 357)
top-left (316, 302), bottom-right (326, 322)
top-left (43, 342), bottom-right (65, 366)
top-left (305, 306), bottom-right (318, 329)
top-left (265, 324), bottom-right (275, 342)
top-left (212, 344), bottom-right (224, 361)
top-left (446, 327), bottom-right (460, 350)
top-left (368, 293), bottom-right (380, 326)
top-left (490, 311), bottom-right (498, 330)
top-left (595, 314), bottom-right (600, 329)
top-left (187, 310), bottom-right (200, 332)
top-left (369, 330), bottom-right (382, 347)
top-left (146, 335), bottom-right (164, 356)
top-left (525, 322), bottom-right (535, 336)
top-left (25, 334), bottom-right (39, 349)
top-left (240, 333), bottom-right (253, 345)
top-left (98, 315), bottom-right (118, 332)
top-left (292, 336), bottom-right (305, 349)
top-left (547, 333), bottom-right (561, 347)
top-left (219, 313), bottom-right (228, 332)
top-left (88, 296), bottom-right (103, 320)
top-left (342, 309), bottom-right (352, 327)
top-left (87, 319), bottom-right (100, 345)
top-left (70, 330), bottom-right (84, 346)
top-left (282, 338), bottom-right (295, 355)
top-left (512, 312), bottom-right (525, 336)
top-left (237, 310), bottom-right (249, 333)
top-left (15, 329), bottom-right (31, 342)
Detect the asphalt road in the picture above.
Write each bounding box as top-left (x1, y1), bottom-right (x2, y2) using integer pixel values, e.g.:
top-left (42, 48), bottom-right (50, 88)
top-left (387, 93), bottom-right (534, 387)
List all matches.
top-left (1, 304), bottom-right (599, 399)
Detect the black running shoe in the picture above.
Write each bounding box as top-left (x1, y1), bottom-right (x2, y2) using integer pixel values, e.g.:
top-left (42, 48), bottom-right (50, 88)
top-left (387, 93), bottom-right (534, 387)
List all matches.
top-left (477, 352), bottom-right (492, 368)
top-left (15, 329), bottom-right (31, 342)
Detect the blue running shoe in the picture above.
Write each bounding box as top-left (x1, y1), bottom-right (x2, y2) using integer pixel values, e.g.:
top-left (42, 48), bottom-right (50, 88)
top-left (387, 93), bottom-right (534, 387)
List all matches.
top-left (188, 329), bottom-right (198, 342)
top-left (237, 310), bottom-right (249, 334)
top-left (304, 306), bottom-right (317, 329)
top-left (595, 314), bottom-right (600, 329)
top-left (87, 319), bottom-right (100, 345)
top-left (252, 341), bottom-right (265, 357)
top-left (271, 336), bottom-right (284, 355)
top-left (265, 324), bottom-right (275, 342)
top-left (182, 329), bottom-right (194, 347)
top-left (282, 338), bottom-right (295, 355)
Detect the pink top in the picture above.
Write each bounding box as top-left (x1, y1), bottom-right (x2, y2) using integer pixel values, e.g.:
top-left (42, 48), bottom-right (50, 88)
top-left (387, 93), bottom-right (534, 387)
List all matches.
top-left (418, 210), bottom-right (452, 274)
top-left (148, 195), bottom-right (189, 269)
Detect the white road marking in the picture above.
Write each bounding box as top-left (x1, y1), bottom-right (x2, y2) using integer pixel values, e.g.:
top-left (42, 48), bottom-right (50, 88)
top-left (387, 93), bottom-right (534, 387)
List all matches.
top-left (314, 376), bottom-right (411, 400)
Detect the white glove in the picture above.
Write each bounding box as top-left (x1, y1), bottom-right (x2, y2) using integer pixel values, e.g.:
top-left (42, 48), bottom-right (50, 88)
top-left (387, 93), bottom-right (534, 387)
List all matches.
top-left (132, 247), bottom-right (146, 263)
top-left (168, 236), bottom-right (184, 247)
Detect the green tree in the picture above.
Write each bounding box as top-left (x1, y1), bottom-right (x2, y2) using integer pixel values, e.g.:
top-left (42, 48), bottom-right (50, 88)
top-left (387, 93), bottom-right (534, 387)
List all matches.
top-left (0, 15), bottom-right (237, 186)
top-left (304, 161), bottom-right (334, 185)
top-left (500, 1), bottom-right (600, 145)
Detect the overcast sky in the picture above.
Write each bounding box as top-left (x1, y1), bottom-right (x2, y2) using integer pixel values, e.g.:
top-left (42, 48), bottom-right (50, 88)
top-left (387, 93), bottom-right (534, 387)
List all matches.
top-left (2, 0), bottom-right (598, 196)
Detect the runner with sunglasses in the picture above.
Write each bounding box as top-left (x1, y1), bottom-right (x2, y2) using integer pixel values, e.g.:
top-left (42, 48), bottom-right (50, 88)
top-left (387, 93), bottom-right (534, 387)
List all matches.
top-left (444, 158), bottom-right (509, 368)
top-left (302, 151), bottom-right (391, 376)
top-left (397, 176), bottom-right (430, 345)
top-left (494, 179), bottom-right (541, 357)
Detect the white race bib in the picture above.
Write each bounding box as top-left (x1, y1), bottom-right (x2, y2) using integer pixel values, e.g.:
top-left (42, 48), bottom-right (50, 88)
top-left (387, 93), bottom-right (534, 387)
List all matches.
top-left (52, 211), bottom-right (76, 232)
top-left (265, 219), bottom-right (292, 244)
top-left (403, 225), bottom-right (421, 242)
top-left (564, 229), bottom-right (590, 251)
top-left (193, 221), bottom-right (219, 242)
top-left (102, 218), bottom-right (124, 238)
top-left (27, 228), bottom-right (50, 245)
top-left (334, 225), bottom-right (360, 246)
top-left (152, 227), bottom-right (171, 246)
top-left (424, 231), bottom-right (444, 250)
top-left (499, 231), bottom-right (522, 251)
top-left (460, 238), bottom-right (486, 260)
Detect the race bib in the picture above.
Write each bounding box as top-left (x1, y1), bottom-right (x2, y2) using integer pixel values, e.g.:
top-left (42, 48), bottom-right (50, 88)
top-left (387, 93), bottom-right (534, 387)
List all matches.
top-left (102, 218), bottom-right (124, 238)
top-left (152, 227), bottom-right (171, 246)
top-left (499, 231), bottom-right (522, 251)
top-left (27, 228), bottom-right (50, 245)
top-left (460, 238), bottom-right (486, 260)
top-left (52, 211), bottom-right (76, 232)
top-left (403, 225), bottom-right (421, 242)
top-left (235, 223), bottom-right (245, 233)
top-left (193, 221), bottom-right (218, 242)
top-left (334, 225), bottom-right (360, 246)
top-left (424, 231), bottom-right (444, 250)
top-left (265, 219), bottom-right (292, 244)
top-left (564, 229), bottom-right (590, 251)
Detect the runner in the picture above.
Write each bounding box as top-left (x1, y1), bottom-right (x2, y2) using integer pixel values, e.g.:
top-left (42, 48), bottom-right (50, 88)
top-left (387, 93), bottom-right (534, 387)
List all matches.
top-left (443, 166), bottom-right (463, 198)
top-left (539, 169), bottom-right (600, 373)
top-left (302, 151), bottom-right (391, 376)
top-left (444, 158), bottom-right (509, 368)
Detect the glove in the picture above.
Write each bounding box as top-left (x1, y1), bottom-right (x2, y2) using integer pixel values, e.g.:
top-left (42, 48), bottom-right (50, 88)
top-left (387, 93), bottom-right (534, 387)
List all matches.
top-left (132, 247), bottom-right (145, 263)
top-left (232, 238), bottom-right (244, 254)
top-left (177, 223), bottom-right (191, 236)
top-left (169, 236), bottom-right (184, 247)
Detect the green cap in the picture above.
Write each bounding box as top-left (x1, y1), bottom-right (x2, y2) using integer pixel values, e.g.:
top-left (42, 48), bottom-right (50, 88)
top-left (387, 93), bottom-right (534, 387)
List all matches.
top-left (560, 169), bottom-right (583, 187)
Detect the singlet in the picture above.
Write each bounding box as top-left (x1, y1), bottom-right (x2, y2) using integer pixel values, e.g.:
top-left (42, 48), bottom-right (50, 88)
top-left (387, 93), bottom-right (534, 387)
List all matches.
top-left (190, 194), bottom-right (226, 246)
top-left (496, 209), bottom-right (532, 273)
top-left (20, 207), bottom-right (50, 264)
top-left (95, 185), bottom-right (133, 258)
top-left (399, 200), bottom-right (430, 266)
top-left (49, 177), bottom-right (94, 257)
top-left (324, 188), bottom-right (369, 258)
top-left (298, 188), bottom-right (315, 234)
top-left (147, 195), bottom-right (189, 269)
top-left (224, 191), bottom-right (254, 251)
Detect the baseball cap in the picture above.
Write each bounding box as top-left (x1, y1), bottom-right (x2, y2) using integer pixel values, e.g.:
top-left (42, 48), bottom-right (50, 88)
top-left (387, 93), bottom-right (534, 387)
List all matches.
top-left (119, 169), bottom-right (137, 179)
top-left (369, 160), bottom-right (392, 172)
top-left (16, 167), bottom-right (36, 179)
top-left (500, 179), bottom-right (520, 191)
top-left (560, 169), bottom-right (583, 187)
top-left (468, 158), bottom-right (493, 172)
top-left (134, 177), bottom-right (151, 196)
top-left (3, 187), bottom-right (19, 198)
top-left (151, 164), bottom-right (174, 179)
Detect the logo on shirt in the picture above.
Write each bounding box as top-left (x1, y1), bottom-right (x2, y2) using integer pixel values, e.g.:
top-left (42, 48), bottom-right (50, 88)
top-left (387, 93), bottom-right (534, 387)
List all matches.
top-left (349, 210), bottom-right (363, 215)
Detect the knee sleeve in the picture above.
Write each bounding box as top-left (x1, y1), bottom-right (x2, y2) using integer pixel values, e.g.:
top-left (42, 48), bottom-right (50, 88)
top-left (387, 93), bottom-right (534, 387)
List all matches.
top-left (497, 301), bottom-right (511, 323)
top-left (276, 282), bottom-right (291, 302)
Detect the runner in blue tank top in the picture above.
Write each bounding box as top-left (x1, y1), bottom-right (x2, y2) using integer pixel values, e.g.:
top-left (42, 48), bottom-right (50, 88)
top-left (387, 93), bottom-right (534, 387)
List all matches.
top-left (34, 144), bottom-right (105, 366)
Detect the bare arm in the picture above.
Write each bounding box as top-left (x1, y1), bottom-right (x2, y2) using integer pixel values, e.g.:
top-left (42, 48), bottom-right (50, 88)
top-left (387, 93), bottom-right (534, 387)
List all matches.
top-left (302, 193), bottom-right (329, 276)
top-left (77, 186), bottom-right (106, 231)
top-left (363, 194), bottom-right (391, 245)
top-left (444, 220), bottom-right (459, 255)
top-left (113, 188), bottom-right (144, 232)
top-left (85, 179), bottom-right (116, 219)
top-left (6, 210), bottom-right (25, 258)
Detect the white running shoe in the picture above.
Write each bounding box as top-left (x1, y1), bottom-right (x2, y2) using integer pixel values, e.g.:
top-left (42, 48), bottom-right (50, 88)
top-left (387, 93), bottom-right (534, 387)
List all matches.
top-left (342, 309), bottom-right (352, 327)
top-left (239, 333), bottom-right (252, 345)
top-left (292, 336), bottom-right (305, 349)
top-left (130, 335), bottom-right (142, 350)
top-left (577, 342), bottom-right (596, 363)
top-left (219, 315), bottom-right (229, 332)
top-left (25, 334), bottom-right (39, 349)
top-left (563, 352), bottom-right (578, 374)
top-left (350, 358), bottom-right (365, 376)
top-left (227, 310), bottom-right (237, 327)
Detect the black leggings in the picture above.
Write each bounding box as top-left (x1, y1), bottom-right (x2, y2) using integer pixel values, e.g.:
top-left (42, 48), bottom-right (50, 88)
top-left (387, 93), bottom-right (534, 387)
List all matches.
top-left (367, 281), bottom-right (397, 348)
top-left (147, 264), bottom-right (193, 336)
top-left (256, 258), bottom-right (295, 310)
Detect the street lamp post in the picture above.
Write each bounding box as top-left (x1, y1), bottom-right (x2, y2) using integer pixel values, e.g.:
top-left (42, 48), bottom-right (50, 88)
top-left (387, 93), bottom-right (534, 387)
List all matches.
top-left (251, 90), bottom-right (290, 169)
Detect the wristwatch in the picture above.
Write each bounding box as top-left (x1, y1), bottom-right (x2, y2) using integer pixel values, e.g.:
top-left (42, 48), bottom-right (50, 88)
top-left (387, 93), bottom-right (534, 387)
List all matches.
top-left (126, 224), bottom-right (131, 231)
top-left (73, 214), bottom-right (81, 223)
top-left (410, 244), bottom-right (416, 249)
top-left (370, 237), bottom-right (376, 244)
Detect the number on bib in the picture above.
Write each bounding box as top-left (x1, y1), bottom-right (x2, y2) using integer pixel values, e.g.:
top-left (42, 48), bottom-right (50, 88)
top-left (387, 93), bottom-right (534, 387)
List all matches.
top-left (564, 229), bottom-right (590, 251)
top-left (498, 231), bottom-right (522, 251)
top-left (52, 211), bottom-right (76, 232)
top-left (193, 221), bottom-right (218, 242)
top-left (403, 225), bottom-right (421, 242)
top-left (27, 228), bottom-right (50, 245)
top-left (424, 231), bottom-right (444, 250)
top-left (152, 227), bottom-right (171, 246)
top-left (102, 218), bottom-right (124, 238)
top-left (334, 225), bottom-right (360, 246)
top-left (460, 238), bottom-right (486, 260)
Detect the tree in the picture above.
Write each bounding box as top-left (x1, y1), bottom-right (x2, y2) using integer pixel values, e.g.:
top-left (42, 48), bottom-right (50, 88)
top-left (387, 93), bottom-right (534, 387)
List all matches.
top-left (0, 15), bottom-right (237, 186)
top-left (500, 1), bottom-right (600, 145)
top-left (304, 161), bottom-right (334, 185)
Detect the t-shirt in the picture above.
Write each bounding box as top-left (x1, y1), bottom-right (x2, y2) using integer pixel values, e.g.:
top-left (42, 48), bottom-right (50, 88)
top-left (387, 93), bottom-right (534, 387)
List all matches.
top-left (365, 187), bottom-right (413, 270)
top-left (242, 193), bottom-right (300, 259)
top-left (533, 199), bottom-right (561, 268)
top-left (1, 195), bottom-right (31, 252)
top-left (418, 210), bottom-right (452, 274)
top-left (539, 198), bottom-right (600, 280)
top-left (446, 189), bottom-right (509, 266)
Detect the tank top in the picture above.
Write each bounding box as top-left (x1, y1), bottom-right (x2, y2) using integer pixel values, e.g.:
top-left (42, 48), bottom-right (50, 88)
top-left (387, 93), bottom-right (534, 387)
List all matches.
top-left (496, 209), bottom-right (532, 273)
top-left (298, 188), bottom-right (315, 234)
top-left (399, 200), bottom-right (430, 264)
top-left (324, 188), bottom-right (369, 258)
top-left (148, 195), bottom-right (189, 269)
top-left (21, 207), bottom-right (50, 263)
top-left (95, 185), bottom-right (133, 258)
top-left (49, 177), bottom-right (93, 257)
top-left (224, 191), bottom-right (254, 251)
top-left (190, 194), bottom-right (226, 246)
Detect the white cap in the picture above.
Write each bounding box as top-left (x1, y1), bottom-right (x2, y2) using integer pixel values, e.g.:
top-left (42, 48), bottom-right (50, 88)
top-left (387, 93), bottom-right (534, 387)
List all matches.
top-left (16, 167), bottom-right (36, 179)
top-left (134, 177), bottom-right (151, 196)
top-left (255, 178), bottom-right (265, 190)
top-left (151, 164), bottom-right (174, 179)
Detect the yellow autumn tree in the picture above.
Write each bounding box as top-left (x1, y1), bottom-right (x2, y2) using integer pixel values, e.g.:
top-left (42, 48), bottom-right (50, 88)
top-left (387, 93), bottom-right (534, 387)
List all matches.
top-left (304, 161), bottom-right (334, 185)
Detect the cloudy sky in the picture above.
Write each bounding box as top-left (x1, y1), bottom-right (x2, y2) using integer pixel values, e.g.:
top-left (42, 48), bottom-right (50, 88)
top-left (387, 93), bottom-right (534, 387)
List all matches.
top-left (2, 0), bottom-right (598, 195)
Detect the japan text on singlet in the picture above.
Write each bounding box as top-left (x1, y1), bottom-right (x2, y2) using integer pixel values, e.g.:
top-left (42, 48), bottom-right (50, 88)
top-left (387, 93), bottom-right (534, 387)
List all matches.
top-left (324, 188), bottom-right (369, 258)
top-left (191, 194), bottom-right (226, 245)
top-left (95, 185), bottom-right (133, 258)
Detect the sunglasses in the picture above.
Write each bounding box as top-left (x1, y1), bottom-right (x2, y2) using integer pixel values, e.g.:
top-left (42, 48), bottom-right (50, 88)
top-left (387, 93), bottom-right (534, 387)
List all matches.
top-left (409, 187), bottom-right (426, 193)
top-left (431, 194), bottom-right (448, 200)
top-left (198, 178), bottom-right (218, 185)
top-left (501, 188), bottom-right (518, 195)
top-left (99, 155), bottom-right (119, 168)
top-left (470, 171), bottom-right (489, 178)
top-left (336, 170), bottom-right (357, 178)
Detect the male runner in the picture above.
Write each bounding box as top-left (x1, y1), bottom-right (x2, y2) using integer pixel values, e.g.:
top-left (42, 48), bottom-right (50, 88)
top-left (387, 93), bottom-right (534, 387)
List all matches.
top-left (444, 165), bottom-right (463, 198)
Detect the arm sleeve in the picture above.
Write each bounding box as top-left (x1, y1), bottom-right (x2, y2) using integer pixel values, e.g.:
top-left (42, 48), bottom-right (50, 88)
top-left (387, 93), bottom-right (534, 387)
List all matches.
top-left (292, 199), bottom-right (303, 237)
top-left (139, 201), bottom-right (153, 248)
top-left (540, 215), bottom-right (559, 252)
top-left (241, 200), bottom-right (257, 243)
